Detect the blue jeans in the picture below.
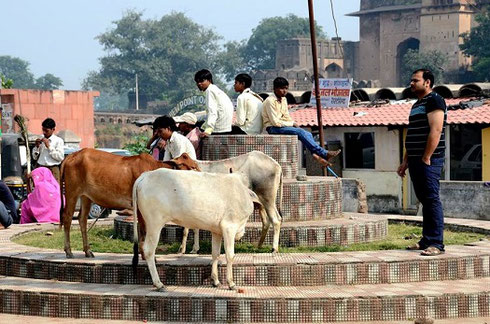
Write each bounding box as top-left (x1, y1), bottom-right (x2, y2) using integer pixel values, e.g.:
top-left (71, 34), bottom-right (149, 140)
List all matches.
top-left (408, 156), bottom-right (445, 251)
top-left (0, 201), bottom-right (13, 228)
top-left (267, 126), bottom-right (328, 159)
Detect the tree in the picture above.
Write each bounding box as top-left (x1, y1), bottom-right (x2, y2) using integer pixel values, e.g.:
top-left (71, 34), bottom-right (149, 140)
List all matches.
top-left (460, 6), bottom-right (490, 81)
top-left (34, 73), bottom-right (63, 90)
top-left (242, 14), bottom-right (327, 71)
top-left (83, 11), bottom-right (224, 109)
top-left (0, 55), bottom-right (35, 88)
top-left (0, 75), bottom-right (13, 89)
top-left (401, 49), bottom-right (448, 85)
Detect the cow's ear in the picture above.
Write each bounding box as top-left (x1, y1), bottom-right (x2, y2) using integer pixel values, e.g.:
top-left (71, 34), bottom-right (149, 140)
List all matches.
top-left (165, 160), bottom-right (179, 169)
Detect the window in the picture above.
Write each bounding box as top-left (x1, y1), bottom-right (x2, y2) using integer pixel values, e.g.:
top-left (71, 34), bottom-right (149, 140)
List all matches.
top-left (344, 132), bottom-right (375, 169)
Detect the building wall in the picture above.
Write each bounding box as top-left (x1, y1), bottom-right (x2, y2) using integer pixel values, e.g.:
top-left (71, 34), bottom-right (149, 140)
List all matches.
top-left (356, 0), bottom-right (481, 86)
top-left (0, 89), bottom-right (99, 148)
top-left (324, 126), bottom-right (402, 213)
top-left (483, 127), bottom-right (490, 181)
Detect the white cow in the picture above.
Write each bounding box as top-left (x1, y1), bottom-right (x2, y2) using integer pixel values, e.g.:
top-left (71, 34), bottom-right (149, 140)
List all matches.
top-left (179, 151), bottom-right (283, 254)
top-left (132, 168), bottom-right (260, 291)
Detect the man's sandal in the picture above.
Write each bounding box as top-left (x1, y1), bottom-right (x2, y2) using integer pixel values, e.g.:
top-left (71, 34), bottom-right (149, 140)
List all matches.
top-left (406, 243), bottom-right (422, 250)
top-left (420, 246), bottom-right (444, 256)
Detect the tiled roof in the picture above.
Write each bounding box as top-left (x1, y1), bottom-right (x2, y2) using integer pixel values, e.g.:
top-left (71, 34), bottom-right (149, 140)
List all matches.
top-left (290, 99), bottom-right (490, 127)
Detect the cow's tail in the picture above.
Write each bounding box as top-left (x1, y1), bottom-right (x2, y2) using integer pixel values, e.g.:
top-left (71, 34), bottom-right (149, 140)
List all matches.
top-left (59, 160), bottom-right (65, 229)
top-left (278, 168), bottom-right (283, 221)
top-left (131, 175), bottom-right (143, 278)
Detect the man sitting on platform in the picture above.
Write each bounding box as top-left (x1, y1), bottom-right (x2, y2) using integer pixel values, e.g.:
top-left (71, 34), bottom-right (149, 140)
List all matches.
top-left (262, 77), bottom-right (340, 167)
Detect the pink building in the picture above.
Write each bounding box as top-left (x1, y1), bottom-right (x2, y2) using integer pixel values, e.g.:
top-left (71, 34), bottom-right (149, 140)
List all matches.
top-left (0, 89), bottom-right (99, 147)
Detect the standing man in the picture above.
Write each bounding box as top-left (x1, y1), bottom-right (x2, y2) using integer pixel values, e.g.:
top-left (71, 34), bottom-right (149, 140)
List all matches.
top-left (233, 73), bottom-right (264, 135)
top-left (32, 118), bottom-right (64, 184)
top-left (194, 69), bottom-right (233, 136)
top-left (262, 77), bottom-right (340, 167)
top-left (398, 69), bottom-right (447, 256)
top-left (153, 116), bottom-right (197, 161)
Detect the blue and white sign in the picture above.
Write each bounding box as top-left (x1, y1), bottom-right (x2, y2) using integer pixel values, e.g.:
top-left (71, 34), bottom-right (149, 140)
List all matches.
top-left (310, 78), bottom-right (352, 108)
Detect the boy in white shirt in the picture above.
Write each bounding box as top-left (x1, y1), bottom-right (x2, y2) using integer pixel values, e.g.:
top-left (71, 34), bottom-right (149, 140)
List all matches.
top-left (153, 116), bottom-right (196, 161)
top-left (194, 69), bottom-right (233, 136)
top-left (233, 73), bottom-right (263, 135)
top-left (32, 118), bottom-right (64, 183)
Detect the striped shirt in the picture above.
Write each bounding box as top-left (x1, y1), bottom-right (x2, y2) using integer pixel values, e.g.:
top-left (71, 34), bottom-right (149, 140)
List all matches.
top-left (405, 92), bottom-right (447, 158)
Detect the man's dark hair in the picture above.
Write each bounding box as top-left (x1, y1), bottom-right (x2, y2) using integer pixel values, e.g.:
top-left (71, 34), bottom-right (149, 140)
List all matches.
top-left (153, 115), bottom-right (178, 132)
top-left (413, 69), bottom-right (435, 88)
top-left (42, 118), bottom-right (56, 129)
top-left (194, 69), bottom-right (213, 83)
top-left (273, 77), bottom-right (289, 89)
top-left (235, 73), bottom-right (252, 88)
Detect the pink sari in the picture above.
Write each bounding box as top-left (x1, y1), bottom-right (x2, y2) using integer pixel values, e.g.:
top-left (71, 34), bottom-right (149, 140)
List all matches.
top-left (21, 167), bottom-right (61, 224)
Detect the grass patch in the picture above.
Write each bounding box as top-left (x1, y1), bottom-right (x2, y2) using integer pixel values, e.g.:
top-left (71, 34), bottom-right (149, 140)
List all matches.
top-left (12, 223), bottom-right (487, 255)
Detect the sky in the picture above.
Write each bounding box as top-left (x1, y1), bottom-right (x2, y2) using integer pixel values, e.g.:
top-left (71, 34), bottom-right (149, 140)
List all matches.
top-left (0, 1), bottom-right (360, 90)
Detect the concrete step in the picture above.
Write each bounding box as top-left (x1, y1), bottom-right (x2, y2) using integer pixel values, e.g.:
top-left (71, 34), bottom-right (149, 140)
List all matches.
top-left (114, 213), bottom-right (389, 248)
top-left (0, 275), bottom-right (488, 322)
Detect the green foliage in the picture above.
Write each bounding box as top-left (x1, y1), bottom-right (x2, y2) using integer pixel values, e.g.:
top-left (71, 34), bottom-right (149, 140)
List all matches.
top-left (242, 14), bottom-right (327, 71)
top-left (123, 134), bottom-right (150, 155)
top-left (83, 10), bottom-right (223, 108)
top-left (0, 55), bottom-right (35, 88)
top-left (460, 6), bottom-right (490, 81)
top-left (401, 49), bottom-right (448, 86)
top-left (0, 74), bottom-right (13, 89)
top-left (0, 55), bottom-right (64, 89)
top-left (33, 73), bottom-right (63, 90)
top-left (13, 223), bottom-right (487, 255)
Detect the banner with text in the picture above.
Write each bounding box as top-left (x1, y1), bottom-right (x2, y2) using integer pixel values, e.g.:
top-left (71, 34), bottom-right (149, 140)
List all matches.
top-left (310, 78), bottom-right (352, 108)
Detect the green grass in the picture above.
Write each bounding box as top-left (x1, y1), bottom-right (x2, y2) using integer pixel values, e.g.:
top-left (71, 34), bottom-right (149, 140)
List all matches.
top-left (12, 223), bottom-right (487, 255)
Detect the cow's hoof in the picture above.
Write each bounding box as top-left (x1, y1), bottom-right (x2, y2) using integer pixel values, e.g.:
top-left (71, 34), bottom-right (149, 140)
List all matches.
top-left (85, 251), bottom-right (95, 258)
top-left (177, 247), bottom-right (185, 254)
top-left (190, 249), bottom-right (199, 254)
top-left (65, 252), bottom-right (74, 259)
top-left (212, 281), bottom-right (220, 288)
top-left (155, 284), bottom-right (166, 292)
top-left (229, 284), bottom-right (237, 290)
top-left (271, 248), bottom-right (278, 254)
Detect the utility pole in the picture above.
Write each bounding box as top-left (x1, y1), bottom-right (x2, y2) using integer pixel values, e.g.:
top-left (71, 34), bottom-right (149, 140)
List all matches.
top-left (135, 73), bottom-right (139, 111)
top-left (308, 0), bottom-right (326, 176)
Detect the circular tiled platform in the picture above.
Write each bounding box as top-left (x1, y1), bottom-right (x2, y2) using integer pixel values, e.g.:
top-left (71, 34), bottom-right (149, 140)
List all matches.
top-left (114, 213), bottom-right (387, 248)
top-left (201, 135), bottom-right (299, 179)
top-left (0, 216), bottom-right (488, 322)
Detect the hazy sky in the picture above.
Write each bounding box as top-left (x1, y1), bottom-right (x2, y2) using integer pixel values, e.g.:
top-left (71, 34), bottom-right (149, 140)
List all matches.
top-left (1, 1), bottom-right (360, 90)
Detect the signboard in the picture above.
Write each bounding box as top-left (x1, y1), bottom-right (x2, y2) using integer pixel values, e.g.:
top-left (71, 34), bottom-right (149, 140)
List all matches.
top-left (169, 95), bottom-right (205, 117)
top-left (310, 78), bottom-right (352, 108)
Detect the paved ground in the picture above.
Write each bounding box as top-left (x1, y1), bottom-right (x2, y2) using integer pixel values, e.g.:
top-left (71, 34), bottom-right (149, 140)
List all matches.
top-left (0, 313), bottom-right (488, 323)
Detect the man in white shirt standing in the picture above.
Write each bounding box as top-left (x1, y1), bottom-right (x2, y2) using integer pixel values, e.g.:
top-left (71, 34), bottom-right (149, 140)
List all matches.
top-left (32, 118), bottom-right (64, 184)
top-left (233, 73), bottom-right (264, 135)
top-left (194, 69), bottom-right (233, 136)
top-left (153, 116), bottom-right (197, 161)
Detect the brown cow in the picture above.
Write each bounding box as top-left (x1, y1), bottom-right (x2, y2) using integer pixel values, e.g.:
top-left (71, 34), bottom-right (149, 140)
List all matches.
top-left (60, 148), bottom-right (199, 258)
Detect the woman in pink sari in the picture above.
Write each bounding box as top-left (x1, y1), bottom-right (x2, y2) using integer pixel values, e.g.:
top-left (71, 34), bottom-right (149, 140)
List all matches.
top-left (21, 167), bottom-right (61, 224)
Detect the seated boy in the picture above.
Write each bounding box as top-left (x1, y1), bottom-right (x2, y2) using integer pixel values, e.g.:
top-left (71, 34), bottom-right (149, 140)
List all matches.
top-left (262, 77), bottom-right (340, 167)
top-left (233, 73), bottom-right (264, 135)
top-left (194, 69), bottom-right (233, 136)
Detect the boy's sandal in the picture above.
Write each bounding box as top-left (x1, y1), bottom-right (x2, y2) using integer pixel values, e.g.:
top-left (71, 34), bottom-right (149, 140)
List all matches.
top-left (406, 243), bottom-right (421, 250)
top-left (420, 246), bottom-right (444, 256)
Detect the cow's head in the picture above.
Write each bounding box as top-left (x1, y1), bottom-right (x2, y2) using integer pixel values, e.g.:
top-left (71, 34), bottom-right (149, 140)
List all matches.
top-left (168, 153), bottom-right (201, 171)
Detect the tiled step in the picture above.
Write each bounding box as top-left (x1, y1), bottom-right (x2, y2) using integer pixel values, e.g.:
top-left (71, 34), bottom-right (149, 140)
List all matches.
top-left (1, 234), bottom-right (488, 286)
top-left (114, 213), bottom-right (388, 248)
top-left (201, 135), bottom-right (299, 179)
top-left (0, 276), bottom-right (488, 322)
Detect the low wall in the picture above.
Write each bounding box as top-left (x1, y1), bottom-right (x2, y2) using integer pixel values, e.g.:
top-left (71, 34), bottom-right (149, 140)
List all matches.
top-left (341, 178), bottom-right (368, 213)
top-left (440, 181), bottom-right (490, 220)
